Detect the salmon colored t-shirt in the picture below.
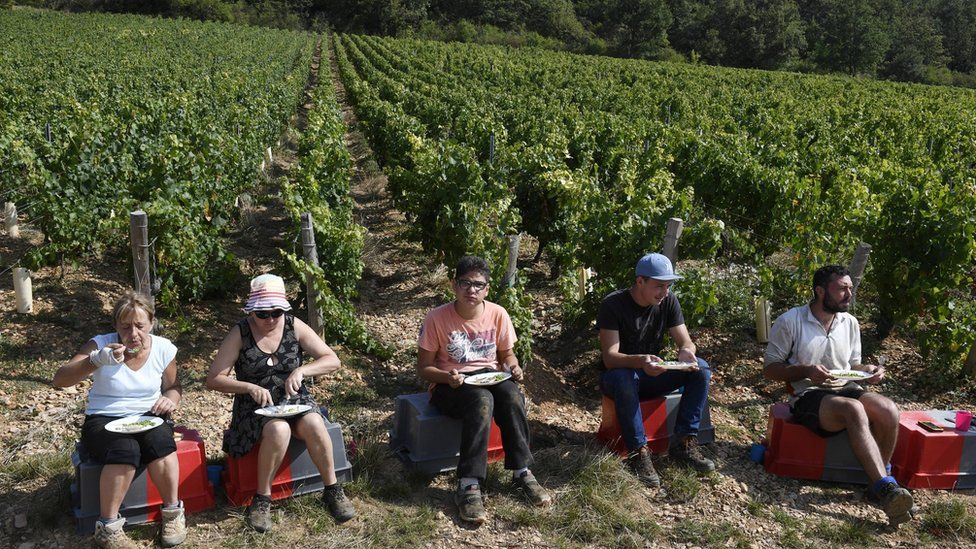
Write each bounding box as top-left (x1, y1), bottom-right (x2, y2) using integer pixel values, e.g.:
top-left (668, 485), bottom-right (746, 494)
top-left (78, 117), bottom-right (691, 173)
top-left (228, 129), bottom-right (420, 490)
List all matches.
top-left (418, 300), bottom-right (517, 373)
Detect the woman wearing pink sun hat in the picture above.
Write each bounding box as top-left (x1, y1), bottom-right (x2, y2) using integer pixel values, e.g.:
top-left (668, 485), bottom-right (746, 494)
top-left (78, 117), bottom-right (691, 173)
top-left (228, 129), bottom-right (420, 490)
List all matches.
top-left (206, 274), bottom-right (356, 531)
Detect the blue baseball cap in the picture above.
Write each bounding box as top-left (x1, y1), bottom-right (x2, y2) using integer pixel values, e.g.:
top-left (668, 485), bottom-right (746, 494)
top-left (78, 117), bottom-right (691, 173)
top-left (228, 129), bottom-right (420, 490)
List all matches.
top-left (635, 253), bottom-right (682, 281)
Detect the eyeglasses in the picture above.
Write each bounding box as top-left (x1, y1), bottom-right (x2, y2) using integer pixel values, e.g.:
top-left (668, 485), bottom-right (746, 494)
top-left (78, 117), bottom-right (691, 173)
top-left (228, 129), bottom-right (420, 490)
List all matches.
top-left (456, 279), bottom-right (488, 292)
top-left (254, 309), bottom-right (285, 319)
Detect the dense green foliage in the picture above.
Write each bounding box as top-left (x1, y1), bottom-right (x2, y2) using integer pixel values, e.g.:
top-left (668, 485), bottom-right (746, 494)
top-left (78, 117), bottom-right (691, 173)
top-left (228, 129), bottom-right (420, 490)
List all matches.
top-left (334, 33), bottom-right (534, 362)
top-left (0, 10), bottom-right (314, 304)
top-left (335, 33), bottom-right (976, 369)
top-left (25, 0), bottom-right (976, 87)
top-left (280, 40), bottom-right (383, 354)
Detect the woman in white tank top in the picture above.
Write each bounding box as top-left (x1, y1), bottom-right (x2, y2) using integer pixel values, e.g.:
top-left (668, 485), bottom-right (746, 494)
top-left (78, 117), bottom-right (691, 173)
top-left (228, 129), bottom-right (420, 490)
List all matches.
top-left (52, 291), bottom-right (186, 548)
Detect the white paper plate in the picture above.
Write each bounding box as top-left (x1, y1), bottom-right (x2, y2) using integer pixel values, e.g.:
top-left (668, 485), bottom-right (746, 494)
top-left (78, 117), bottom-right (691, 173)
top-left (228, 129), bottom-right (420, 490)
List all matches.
top-left (831, 369), bottom-right (872, 380)
top-left (254, 404), bottom-right (313, 418)
top-left (105, 415), bottom-right (164, 434)
top-left (464, 372), bottom-right (512, 386)
top-left (658, 361), bottom-right (697, 371)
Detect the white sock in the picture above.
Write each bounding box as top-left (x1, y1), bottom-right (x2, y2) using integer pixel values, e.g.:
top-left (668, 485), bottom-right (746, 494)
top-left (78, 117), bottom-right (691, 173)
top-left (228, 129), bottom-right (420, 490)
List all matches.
top-left (511, 467), bottom-right (529, 479)
top-left (162, 500), bottom-right (182, 510)
top-left (459, 477), bottom-right (479, 489)
top-left (99, 516), bottom-right (124, 527)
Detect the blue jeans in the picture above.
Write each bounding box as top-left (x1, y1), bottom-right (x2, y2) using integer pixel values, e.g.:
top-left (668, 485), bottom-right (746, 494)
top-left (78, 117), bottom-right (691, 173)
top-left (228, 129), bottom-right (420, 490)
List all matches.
top-left (599, 358), bottom-right (711, 453)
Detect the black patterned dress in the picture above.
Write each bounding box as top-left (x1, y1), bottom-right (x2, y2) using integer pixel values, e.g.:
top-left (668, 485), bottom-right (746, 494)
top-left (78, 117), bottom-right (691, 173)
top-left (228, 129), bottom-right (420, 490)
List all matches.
top-left (222, 314), bottom-right (323, 457)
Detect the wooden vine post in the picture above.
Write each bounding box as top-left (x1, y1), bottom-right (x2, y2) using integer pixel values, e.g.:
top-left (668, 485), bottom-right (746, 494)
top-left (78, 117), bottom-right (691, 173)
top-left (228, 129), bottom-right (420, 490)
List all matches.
top-left (848, 242), bottom-right (872, 313)
top-left (503, 235), bottom-right (520, 288)
top-left (662, 217), bottom-right (683, 263)
top-left (129, 211), bottom-right (153, 308)
top-left (300, 213), bottom-right (324, 336)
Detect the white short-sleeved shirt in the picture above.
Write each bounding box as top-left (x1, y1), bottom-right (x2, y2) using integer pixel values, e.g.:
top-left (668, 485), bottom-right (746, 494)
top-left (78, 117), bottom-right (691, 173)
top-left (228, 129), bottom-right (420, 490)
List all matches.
top-left (763, 304), bottom-right (862, 401)
top-left (85, 333), bottom-right (177, 417)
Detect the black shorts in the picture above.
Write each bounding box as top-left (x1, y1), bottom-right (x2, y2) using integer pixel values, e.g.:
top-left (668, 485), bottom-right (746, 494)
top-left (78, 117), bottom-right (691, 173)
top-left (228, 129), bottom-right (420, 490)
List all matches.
top-left (80, 414), bottom-right (177, 468)
top-left (790, 387), bottom-right (866, 437)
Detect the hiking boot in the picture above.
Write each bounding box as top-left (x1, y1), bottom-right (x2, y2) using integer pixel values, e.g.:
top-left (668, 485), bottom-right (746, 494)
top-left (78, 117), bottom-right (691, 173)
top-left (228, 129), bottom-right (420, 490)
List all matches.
top-left (160, 503), bottom-right (187, 547)
top-left (247, 494), bottom-right (273, 533)
top-left (875, 482), bottom-right (914, 527)
top-left (513, 470), bottom-right (552, 506)
top-left (322, 483), bottom-right (356, 523)
top-left (454, 484), bottom-right (487, 524)
top-left (670, 435), bottom-right (716, 473)
top-left (625, 445), bottom-right (661, 488)
top-left (92, 518), bottom-right (138, 549)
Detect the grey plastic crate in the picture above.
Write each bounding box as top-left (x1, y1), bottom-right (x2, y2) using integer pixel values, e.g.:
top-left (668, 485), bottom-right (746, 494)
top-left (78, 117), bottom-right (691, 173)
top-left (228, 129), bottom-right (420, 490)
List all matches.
top-left (662, 391), bottom-right (716, 445)
top-left (390, 393), bottom-right (465, 464)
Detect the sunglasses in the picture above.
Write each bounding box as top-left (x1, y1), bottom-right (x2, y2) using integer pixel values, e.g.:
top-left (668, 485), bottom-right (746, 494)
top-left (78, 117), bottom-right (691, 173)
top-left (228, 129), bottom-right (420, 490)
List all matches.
top-left (253, 309), bottom-right (285, 319)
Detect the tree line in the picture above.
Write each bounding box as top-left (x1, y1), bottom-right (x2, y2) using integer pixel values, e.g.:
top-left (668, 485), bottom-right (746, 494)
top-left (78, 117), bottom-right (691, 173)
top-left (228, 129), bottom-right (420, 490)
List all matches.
top-left (11, 0), bottom-right (976, 87)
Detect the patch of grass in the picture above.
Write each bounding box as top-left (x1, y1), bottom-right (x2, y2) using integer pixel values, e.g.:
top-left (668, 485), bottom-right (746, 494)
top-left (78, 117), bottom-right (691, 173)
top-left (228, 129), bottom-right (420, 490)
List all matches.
top-left (494, 443), bottom-right (663, 547)
top-left (780, 527), bottom-right (817, 549)
top-left (0, 449), bottom-right (72, 484)
top-left (327, 382), bottom-right (379, 420)
top-left (810, 518), bottom-right (873, 545)
top-left (671, 519), bottom-right (750, 548)
top-left (920, 499), bottom-right (976, 541)
top-left (345, 431), bottom-right (413, 501)
top-left (365, 505), bottom-right (438, 546)
top-left (771, 506), bottom-right (801, 529)
top-left (746, 495), bottom-right (766, 517)
top-left (661, 465), bottom-right (703, 502)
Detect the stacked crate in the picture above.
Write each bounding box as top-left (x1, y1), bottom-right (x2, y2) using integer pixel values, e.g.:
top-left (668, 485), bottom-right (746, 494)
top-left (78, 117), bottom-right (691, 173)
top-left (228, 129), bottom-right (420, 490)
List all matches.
top-left (389, 393), bottom-right (505, 474)
top-left (71, 427), bottom-right (214, 534)
top-left (223, 419), bottom-right (351, 506)
top-left (763, 402), bottom-right (870, 484)
top-left (596, 391), bottom-right (716, 456)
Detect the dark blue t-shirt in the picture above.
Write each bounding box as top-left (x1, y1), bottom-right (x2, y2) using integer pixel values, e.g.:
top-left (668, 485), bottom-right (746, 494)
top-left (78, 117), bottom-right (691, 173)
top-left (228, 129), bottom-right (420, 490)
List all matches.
top-left (597, 288), bottom-right (685, 368)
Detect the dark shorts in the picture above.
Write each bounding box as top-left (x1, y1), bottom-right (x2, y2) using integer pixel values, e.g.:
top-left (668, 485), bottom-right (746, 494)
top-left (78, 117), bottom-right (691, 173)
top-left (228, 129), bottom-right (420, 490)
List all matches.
top-left (790, 387), bottom-right (866, 437)
top-left (80, 414), bottom-right (177, 468)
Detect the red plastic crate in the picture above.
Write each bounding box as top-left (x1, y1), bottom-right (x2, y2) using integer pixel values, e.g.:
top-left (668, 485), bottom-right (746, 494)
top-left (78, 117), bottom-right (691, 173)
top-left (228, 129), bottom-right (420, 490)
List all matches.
top-left (891, 410), bottom-right (976, 489)
top-left (763, 402), bottom-right (870, 484)
top-left (596, 393), bottom-right (715, 456)
top-left (223, 422), bottom-right (352, 506)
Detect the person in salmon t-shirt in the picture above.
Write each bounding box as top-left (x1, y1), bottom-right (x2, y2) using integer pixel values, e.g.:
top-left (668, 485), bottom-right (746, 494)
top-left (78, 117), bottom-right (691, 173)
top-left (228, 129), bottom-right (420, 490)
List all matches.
top-left (417, 255), bottom-right (552, 525)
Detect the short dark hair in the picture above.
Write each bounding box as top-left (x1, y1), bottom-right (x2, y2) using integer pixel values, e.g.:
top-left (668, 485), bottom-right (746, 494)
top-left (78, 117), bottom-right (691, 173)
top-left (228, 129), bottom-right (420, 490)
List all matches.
top-left (813, 265), bottom-right (851, 293)
top-left (455, 255), bottom-right (491, 281)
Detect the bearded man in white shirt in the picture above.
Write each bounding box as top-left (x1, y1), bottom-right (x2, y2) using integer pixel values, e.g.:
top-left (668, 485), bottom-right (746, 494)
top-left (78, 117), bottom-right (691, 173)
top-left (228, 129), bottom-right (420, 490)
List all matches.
top-left (764, 265), bottom-right (913, 527)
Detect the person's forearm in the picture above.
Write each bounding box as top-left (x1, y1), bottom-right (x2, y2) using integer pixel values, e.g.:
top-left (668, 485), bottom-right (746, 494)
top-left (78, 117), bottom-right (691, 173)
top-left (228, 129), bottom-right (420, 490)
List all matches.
top-left (418, 365), bottom-right (455, 384)
top-left (207, 375), bottom-right (255, 395)
top-left (603, 352), bottom-right (647, 370)
top-left (52, 356), bottom-right (96, 387)
top-left (162, 385), bottom-right (182, 406)
top-left (764, 361), bottom-right (811, 382)
top-left (677, 342), bottom-right (697, 357)
top-left (298, 355), bottom-right (340, 377)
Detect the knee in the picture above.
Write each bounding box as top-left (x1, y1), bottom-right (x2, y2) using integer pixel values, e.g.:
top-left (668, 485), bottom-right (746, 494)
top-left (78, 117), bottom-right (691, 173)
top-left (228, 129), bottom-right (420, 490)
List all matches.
top-left (868, 396), bottom-right (900, 424)
top-left (694, 358), bottom-right (711, 382)
top-left (262, 421), bottom-right (291, 446)
top-left (468, 391), bottom-right (495, 423)
top-left (838, 399), bottom-right (868, 423)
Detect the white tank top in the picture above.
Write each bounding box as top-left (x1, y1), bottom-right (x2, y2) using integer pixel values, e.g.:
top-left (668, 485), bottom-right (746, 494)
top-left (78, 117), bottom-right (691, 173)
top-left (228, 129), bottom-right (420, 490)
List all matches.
top-left (85, 333), bottom-right (177, 417)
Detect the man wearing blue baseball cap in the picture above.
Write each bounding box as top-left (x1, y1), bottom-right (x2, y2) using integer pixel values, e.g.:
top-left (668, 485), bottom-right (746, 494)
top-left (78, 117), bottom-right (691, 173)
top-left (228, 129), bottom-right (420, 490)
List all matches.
top-left (597, 253), bottom-right (714, 487)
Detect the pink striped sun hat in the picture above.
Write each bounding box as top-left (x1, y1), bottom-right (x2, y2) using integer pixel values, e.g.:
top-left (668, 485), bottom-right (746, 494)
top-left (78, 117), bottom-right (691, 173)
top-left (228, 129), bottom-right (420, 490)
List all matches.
top-left (243, 274), bottom-right (292, 313)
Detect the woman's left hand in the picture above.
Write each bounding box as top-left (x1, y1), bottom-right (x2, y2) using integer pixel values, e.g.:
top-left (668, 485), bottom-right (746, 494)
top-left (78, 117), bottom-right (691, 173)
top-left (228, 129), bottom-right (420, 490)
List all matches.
top-left (150, 395), bottom-right (177, 416)
top-left (285, 369), bottom-right (304, 397)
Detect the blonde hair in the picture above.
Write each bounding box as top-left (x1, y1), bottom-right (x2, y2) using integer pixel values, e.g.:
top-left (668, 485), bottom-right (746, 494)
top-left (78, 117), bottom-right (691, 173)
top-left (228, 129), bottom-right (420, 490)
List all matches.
top-left (112, 291), bottom-right (155, 328)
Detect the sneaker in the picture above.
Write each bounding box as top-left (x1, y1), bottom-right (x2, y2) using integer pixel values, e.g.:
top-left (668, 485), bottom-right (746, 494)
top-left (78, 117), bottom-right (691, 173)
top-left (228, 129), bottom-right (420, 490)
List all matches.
top-left (454, 484), bottom-right (487, 524)
top-left (322, 483), bottom-right (356, 523)
top-left (160, 503), bottom-right (187, 547)
top-left (670, 435), bottom-right (716, 473)
top-left (875, 482), bottom-right (914, 526)
top-left (247, 494), bottom-right (273, 533)
top-left (513, 471), bottom-right (552, 506)
top-left (93, 518), bottom-right (139, 549)
top-left (625, 445), bottom-right (661, 488)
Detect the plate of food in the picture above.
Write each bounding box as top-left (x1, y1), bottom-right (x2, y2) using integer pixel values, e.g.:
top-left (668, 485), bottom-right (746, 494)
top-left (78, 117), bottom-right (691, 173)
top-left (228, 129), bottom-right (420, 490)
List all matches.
top-left (464, 372), bottom-right (512, 386)
top-left (105, 415), bottom-right (164, 434)
top-left (657, 361), bottom-right (698, 371)
top-left (830, 369), bottom-right (872, 380)
top-left (254, 404), bottom-right (312, 418)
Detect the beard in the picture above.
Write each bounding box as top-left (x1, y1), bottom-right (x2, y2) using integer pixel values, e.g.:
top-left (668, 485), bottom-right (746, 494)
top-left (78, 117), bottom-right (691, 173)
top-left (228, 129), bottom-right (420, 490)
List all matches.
top-left (823, 294), bottom-right (850, 313)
